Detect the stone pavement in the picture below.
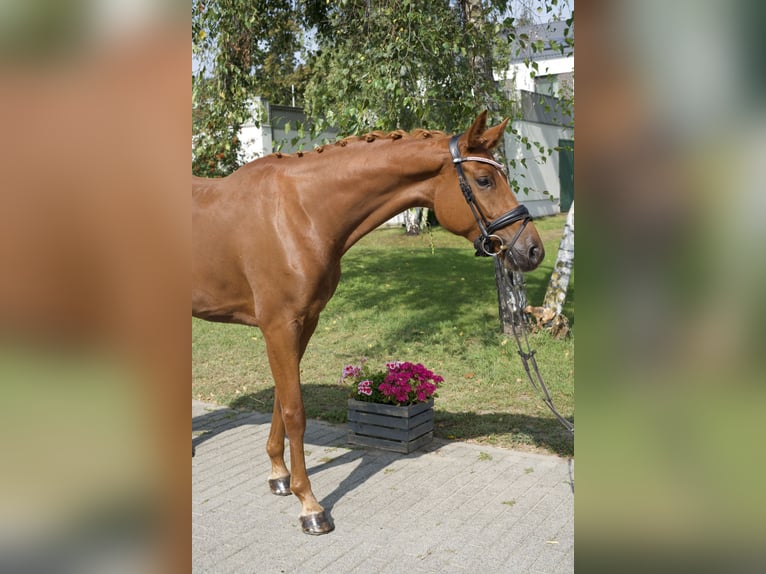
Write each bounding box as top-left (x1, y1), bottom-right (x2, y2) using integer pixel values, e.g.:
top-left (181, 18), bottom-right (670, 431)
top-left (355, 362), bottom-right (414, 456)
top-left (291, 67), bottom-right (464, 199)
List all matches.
top-left (192, 400), bottom-right (574, 574)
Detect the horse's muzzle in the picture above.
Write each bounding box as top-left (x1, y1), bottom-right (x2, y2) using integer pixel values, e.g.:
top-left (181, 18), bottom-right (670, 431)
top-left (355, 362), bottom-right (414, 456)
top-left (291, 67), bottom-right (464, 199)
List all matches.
top-left (505, 239), bottom-right (545, 272)
top-left (475, 233), bottom-right (544, 272)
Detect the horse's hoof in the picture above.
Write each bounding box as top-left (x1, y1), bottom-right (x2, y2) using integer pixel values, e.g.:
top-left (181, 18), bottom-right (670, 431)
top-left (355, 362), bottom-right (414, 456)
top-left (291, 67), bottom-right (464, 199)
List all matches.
top-left (300, 511), bottom-right (334, 535)
top-left (268, 476), bottom-right (292, 496)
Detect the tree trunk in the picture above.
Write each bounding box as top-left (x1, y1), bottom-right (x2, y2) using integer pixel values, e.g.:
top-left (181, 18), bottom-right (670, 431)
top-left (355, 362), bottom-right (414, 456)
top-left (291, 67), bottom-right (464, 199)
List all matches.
top-left (543, 201), bottom-right (574, 315)
top-left (526, 202), bottom-right (574, 338)
top-left (460, 0), bottom-right (526, 332)
top-left (403, 208), bottom-right (423, 235)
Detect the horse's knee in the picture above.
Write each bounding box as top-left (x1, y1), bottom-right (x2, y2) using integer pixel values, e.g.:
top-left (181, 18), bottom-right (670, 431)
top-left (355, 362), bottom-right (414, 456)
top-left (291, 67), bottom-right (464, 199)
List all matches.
top-left (281, 404), bottom-right (306, 434)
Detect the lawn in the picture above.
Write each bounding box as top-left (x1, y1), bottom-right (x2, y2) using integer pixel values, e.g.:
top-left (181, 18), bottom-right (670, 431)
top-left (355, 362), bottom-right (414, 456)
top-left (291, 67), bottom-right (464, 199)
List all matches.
top-left (192, 213), bottom-right (574, 456)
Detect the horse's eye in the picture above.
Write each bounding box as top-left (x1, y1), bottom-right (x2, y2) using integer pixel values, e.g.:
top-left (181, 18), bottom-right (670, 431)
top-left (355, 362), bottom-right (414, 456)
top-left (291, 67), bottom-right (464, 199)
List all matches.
top-left (476, 176), bottom-right (492, 188)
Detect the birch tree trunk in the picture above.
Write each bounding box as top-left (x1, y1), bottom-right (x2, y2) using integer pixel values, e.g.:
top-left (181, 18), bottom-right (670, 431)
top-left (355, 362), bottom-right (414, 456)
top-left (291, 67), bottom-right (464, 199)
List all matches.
top-left (543, 201), bottom-right (574, 315)
top-left (403, 207), bottom-right (425, 235)
top-left (459, 0), bottom-right (528, 331)
top-left (525, 202), bottom-right (574, 338)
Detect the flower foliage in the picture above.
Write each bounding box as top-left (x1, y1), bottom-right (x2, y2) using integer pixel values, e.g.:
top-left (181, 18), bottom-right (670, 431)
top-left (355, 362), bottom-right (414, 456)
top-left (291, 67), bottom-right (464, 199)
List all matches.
top-left (341, 358), bottom-right (443, 406)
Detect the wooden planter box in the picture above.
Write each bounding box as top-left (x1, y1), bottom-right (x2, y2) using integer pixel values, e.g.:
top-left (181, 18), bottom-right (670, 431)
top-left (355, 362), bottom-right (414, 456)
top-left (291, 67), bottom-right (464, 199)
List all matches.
top-left (347, 398), bottom-right (434, 453)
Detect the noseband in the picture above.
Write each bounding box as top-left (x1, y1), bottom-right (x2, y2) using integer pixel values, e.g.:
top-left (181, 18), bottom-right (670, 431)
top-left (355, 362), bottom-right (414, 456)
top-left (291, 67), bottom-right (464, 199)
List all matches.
top-left (449, 134), bottom-right (531, 257)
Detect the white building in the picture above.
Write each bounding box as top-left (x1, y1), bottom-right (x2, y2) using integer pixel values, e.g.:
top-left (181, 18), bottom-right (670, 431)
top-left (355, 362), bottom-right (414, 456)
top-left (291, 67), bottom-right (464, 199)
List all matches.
top-left (499, 20), bottom-right (574, 218)
top-left (238, 98), bottom-right (338, 164)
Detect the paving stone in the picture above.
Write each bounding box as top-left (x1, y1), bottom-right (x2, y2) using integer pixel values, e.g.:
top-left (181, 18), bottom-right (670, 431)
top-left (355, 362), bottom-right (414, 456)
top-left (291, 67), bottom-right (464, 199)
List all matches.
top-left (192, 400), bottom-right (573, 573)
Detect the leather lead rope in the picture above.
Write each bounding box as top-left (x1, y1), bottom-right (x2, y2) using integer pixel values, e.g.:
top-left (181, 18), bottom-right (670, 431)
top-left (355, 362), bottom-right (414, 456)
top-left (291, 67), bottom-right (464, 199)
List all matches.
top-left (507, 270), bottom-right (574, 434)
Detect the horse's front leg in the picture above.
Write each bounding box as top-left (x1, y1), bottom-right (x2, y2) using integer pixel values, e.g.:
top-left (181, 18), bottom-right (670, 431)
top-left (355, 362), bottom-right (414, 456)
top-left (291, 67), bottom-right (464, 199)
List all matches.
top-left (263, 317), bottom-right (332, 535)
top-left (265, 315), bottom-right (318, 497)
top-left (266, 394), bottom-right (291, 496)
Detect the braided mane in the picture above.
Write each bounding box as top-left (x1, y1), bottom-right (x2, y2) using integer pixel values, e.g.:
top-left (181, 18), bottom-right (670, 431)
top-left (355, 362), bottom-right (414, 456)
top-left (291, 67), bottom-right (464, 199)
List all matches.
top-left (272, 128), bottom-right (447, 158)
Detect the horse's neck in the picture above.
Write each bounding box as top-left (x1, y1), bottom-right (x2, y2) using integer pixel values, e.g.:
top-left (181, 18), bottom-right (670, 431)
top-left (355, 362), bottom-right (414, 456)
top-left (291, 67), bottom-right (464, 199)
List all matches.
top-left (298, 137), bottom-right (447, 253)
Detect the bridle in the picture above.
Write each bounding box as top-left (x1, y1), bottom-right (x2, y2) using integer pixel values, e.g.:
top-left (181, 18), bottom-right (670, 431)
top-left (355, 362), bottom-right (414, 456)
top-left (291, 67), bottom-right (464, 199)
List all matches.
top-left (449, 135), bottom-right (574, 436)
top-left (449, 134), bottom-right (532, 258)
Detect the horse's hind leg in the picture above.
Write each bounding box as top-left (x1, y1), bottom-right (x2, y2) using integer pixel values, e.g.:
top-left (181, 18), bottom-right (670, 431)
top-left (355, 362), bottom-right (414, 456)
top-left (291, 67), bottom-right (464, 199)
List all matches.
top-left (266, 394), bottom-right (291, 496)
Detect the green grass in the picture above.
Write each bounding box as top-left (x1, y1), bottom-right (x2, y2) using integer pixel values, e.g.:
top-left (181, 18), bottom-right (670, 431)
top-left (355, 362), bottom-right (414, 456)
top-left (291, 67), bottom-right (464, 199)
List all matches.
top-left (192, 214), bottom-right (574, 456)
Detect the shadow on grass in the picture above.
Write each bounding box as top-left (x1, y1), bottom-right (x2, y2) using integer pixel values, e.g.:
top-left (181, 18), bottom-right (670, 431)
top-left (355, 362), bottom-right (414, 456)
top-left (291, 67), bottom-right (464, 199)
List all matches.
top-left (331, 246), bottom-right (573, 352)
top-left (212, 385), bottom-right (573, 457)
top-left (436, 410), bottom-right (573, 457)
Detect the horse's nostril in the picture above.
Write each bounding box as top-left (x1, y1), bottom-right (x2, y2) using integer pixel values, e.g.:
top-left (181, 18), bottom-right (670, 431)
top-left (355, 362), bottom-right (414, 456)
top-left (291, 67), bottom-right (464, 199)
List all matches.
top-left (529, 245), bottom-right (542, 264)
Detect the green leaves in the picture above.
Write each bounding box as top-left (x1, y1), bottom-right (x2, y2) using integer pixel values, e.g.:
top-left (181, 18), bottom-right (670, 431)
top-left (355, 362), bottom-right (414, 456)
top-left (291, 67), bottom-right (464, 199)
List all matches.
top-left (303, 0), bottom-right (510, 134)
top-left (192, 0), bottom-right (310, 176)
top-left (193, 0), bottom-right (573, 175)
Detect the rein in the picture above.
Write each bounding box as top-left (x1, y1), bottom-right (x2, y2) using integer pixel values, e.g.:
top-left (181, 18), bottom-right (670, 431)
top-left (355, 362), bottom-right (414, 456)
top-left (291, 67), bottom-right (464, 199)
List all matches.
top-left (449, 134), bottom-right (574, 435)
top-left (504, 269), bottom-right (574, 434)
top-left (448, 134), bottom-right (531, 257)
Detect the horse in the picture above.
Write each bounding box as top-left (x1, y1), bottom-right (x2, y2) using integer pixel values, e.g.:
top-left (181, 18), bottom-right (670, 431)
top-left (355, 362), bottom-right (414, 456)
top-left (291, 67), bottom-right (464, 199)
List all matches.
top-left (192, 111), bottom-right (545, 535)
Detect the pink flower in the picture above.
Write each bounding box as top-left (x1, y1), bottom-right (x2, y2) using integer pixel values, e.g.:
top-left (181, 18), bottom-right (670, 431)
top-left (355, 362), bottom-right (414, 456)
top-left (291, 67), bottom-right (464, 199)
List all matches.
top-left (357, 380), bottom-right (373, 396)
top-left (342, 364), bottom-right (362, 379)
top-left (343, 359), bottom-right (442, 405)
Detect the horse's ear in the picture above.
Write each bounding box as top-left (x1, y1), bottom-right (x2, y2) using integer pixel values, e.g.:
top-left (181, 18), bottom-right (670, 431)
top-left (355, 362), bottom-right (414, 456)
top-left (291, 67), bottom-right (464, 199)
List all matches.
top-left (481, 117), bottom-right (510, 150)
top-left (465, 111), bottom-right (488, 150)
top-left (466, 111), bottom-right (509, 151)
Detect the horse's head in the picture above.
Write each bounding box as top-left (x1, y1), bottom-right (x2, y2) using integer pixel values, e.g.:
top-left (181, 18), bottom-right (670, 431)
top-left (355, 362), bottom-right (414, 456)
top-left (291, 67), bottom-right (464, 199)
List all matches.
top-left (434, 112), bottom-right (544, 272)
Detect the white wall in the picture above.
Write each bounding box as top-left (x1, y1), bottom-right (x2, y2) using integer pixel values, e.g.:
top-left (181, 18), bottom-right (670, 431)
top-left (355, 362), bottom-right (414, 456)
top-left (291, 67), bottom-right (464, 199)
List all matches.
top-left (500, 55), bottom-right (573, 94)
top-left (504, 120), bottom-right (573, 218)
top-left (237, 99), bottom-right (271, 164)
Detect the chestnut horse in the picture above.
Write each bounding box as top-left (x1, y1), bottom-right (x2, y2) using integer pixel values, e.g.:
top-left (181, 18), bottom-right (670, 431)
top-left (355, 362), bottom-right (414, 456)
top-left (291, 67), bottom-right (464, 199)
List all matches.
top-left (192, 112), bottom-right (544, 534)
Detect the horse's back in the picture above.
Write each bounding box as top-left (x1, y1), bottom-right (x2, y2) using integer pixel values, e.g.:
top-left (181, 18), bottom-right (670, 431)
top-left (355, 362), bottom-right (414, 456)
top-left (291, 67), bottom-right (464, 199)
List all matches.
top-left (192, 174), bottom-right (224, 206)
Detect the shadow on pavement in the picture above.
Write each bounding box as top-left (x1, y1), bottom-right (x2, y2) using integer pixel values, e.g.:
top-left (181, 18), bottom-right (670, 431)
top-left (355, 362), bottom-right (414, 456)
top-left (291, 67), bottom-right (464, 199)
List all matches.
top-left (192, 402), bottom-right (433, 516)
